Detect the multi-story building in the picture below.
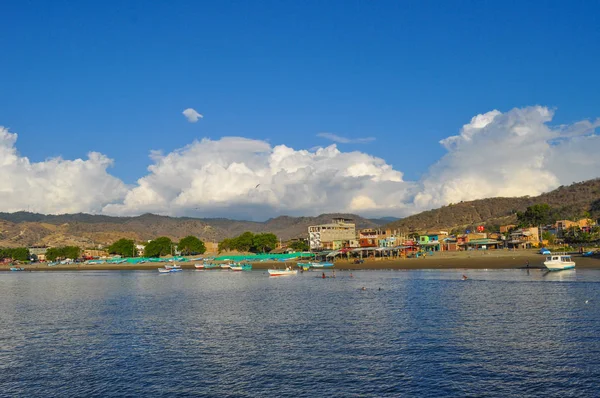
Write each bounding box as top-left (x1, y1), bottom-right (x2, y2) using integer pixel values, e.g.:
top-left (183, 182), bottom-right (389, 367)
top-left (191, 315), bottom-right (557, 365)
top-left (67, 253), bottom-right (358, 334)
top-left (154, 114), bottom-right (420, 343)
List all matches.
top-left (358, 229), bottom-right (379, 248)
top-left (507, 227), bottom-right (540, 249)
top-left (308, 218), bottom-right (356, 251)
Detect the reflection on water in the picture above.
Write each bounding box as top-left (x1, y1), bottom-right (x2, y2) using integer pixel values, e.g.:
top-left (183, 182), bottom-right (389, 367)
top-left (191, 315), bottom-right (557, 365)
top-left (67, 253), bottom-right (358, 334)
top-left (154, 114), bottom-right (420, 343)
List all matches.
top-left (1, 269), bottom-right (600, 397)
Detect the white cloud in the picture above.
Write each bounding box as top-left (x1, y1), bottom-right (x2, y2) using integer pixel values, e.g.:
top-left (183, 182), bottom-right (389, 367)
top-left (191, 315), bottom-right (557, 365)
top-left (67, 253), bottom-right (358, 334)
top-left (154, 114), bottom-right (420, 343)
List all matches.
top-left (182, 108), bottom-right (203, 123)
top-left (415, 106), bottom-right (600, 209)
top-left (317, 132), bottom-right (375, 144)
top-left (103, 137), bottom-right (413, 219)
top-left (0, 127), bottom-right (128, 214)
top-left (1, 105), bottom-right (599, 220)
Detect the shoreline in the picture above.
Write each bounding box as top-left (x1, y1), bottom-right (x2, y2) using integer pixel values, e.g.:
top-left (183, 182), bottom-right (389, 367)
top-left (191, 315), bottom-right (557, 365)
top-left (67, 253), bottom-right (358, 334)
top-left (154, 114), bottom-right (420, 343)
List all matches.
top-left (3, 251), bottom-right (600, 271)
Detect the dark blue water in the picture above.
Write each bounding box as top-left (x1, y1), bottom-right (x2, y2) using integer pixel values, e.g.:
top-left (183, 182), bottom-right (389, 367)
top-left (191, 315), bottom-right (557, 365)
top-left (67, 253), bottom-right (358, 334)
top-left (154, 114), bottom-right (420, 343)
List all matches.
top-left (1, 269), bottom-right (600, 397)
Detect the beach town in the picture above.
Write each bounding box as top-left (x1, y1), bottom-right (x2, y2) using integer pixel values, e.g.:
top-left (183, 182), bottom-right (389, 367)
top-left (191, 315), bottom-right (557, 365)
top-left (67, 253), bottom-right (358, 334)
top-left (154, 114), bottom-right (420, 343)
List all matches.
top-left (3, 215), bottom-right (599, 272)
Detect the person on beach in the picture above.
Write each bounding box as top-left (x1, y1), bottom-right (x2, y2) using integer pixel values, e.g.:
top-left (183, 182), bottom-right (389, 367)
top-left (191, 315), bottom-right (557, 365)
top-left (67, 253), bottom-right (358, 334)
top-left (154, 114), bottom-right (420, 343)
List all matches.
top-left (526, 260), bottom-right (529, 268)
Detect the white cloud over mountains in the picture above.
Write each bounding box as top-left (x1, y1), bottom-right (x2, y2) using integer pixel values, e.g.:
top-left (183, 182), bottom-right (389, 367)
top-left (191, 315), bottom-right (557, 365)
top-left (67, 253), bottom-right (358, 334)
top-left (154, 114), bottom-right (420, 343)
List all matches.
top-left (0, 127), bottom-right (127, 214)
top-left (2, 106), bottom-right (599, 219)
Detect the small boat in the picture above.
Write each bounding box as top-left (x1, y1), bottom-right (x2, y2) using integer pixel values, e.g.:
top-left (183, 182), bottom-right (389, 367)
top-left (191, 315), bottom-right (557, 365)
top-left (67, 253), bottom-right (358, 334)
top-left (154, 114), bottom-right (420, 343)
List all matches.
top-left (268, 268), bottom-right (298, 276)
top-left (169, 268), bottom-right (183, 272)
top-left (204, 263), bottom-right (220, 269)
top-left (220, 263), bottom-right (232, 269)
top-left (164, 264), bottom-right (181, 270)
top-left (158, 268), bottom-right (171, 273)
top-left (308, 262), bottom-right (334, 268)
top-left (10, 267), bottom-right (25, 271)
top-left (230, 263), bottom-right (252, 271)
top-left (194, 263), bottom-right (205, 269)
top-left (544, 253), bottom-right (576, 271)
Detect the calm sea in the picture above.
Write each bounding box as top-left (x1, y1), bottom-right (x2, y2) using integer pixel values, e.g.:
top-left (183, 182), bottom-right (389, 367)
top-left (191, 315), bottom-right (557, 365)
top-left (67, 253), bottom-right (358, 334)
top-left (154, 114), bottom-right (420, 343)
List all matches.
top-left (1, 269), bottom-right (600, 397)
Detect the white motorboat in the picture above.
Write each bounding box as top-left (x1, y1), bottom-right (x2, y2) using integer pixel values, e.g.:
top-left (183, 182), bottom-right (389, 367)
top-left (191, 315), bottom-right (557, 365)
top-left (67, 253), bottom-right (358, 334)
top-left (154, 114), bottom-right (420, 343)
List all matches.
top-left (158, 268), bottom-right (171, 273)
top-left (164, 264), bottom-right (181, 270)
top-left (543, 253), bottom-right (576, 271)
top-left (268, 268), bottom-right (298, 276)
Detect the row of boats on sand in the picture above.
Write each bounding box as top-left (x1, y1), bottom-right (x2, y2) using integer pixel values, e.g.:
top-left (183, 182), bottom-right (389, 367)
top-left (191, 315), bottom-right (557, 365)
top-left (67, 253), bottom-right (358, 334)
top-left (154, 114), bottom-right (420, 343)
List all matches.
top-left (158, 261), bottom-right (334, 275)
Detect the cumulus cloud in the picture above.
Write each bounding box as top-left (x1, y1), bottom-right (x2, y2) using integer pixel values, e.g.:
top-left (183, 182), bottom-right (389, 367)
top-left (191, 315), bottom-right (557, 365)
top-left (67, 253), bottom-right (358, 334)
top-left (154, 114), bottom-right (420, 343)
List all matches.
top-left (182, 108), bottom-right (203, 123)
top-left (317, 132), bottom-right (376, 144)
top-left (2, 105), bottom-right (599, 220)
top-left (103, 137), bottom-right (414, 219)
top-left (0, 127), bottom-right (128, 214)
top-left (415, 106), bottom-right (600, 209)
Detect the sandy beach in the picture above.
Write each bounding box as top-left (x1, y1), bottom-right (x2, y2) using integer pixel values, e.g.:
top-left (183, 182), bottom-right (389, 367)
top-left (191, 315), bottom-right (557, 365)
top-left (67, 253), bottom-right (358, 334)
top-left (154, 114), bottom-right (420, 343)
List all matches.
top-left (2, 249), bottom-right (599, 271)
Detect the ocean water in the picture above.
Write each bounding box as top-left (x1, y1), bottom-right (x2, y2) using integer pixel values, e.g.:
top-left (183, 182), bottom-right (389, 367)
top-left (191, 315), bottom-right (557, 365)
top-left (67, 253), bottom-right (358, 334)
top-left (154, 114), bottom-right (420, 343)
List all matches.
top-left (1, 269), bottom-right (600, 397)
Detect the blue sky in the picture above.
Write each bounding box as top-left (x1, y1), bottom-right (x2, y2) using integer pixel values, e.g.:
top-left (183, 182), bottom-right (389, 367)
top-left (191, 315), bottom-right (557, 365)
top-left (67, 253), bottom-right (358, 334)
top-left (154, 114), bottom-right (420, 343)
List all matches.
top-left (1, 1), bottom-right (600, 218)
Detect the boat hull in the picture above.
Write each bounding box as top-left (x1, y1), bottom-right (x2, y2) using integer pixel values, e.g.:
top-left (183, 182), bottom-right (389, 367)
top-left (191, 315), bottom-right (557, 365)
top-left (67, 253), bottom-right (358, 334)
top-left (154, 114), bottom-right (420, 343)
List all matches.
top-left (544, 262), bottom-right (576, 271)
top-left (268, 269), bottom-right (298, 276)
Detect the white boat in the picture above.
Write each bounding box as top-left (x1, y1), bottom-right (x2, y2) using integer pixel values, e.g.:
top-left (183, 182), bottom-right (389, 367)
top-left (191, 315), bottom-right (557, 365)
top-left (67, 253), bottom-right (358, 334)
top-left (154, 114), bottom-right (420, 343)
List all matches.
top-left (268, 268), bottom-right (298, 276)
top-left (164, 264), bottom-right (181, 270)
top-left (543, 253), bottom-right (576, 271)
top-left (194, 263), bottom-right (205, 269)
top-left (220, 263), bottom-right (232, 269)
top-left (158, 267), bottom-right (182, 273)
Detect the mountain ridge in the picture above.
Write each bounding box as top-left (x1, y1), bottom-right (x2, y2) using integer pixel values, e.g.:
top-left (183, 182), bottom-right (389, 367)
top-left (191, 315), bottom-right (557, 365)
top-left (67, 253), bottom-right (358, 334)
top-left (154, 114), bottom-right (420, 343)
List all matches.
top-left (1, 178), bottom-right (599, 248)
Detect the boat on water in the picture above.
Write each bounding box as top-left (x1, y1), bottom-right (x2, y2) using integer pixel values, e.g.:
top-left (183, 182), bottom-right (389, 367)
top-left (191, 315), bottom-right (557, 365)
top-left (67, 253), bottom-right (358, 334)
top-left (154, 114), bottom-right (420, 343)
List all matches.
top-left (307, 262), bottom-right (334, 268)
top-left (10, 267), bottom-right (25, 271)
top-left (230, 263), bottom-right (252, 271)
top-left (194, 263), bottom-right (205, 269)
top-left (158, 267), bottom-right (182, 273)
top-left (220, 263), bottom-right (232, 269)
top-left (268, 267), bottom-right (298, 276)
top-left (544, 253), bottom-right (576, 271)
top-left (164, 264), bottom-right (181, 270)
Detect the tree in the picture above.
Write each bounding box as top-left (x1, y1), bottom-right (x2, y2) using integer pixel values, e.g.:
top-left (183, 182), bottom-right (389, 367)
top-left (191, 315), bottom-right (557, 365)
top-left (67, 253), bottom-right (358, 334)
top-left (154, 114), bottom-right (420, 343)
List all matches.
top-left (218, 238), bottom-right (233, 253)
top-left (517, 203), bottom-right (554, 227)
top-left (541, 231), bottom-right (556, 245)
top-left (252, 233), bottom-right (278, 253)
top-left (0, 247), bottom-right (30, 261)
top-left (288, 240), bottom-right (309, 252)
top-left (235, 232), bottom-right (255, 252)
top-left (178, 236), bottom-right (206, 255)
top-left (144, 237), bottom-right (173, 258)
top-left (46, 246), bottom-right (80, 261)
top-left (107, 239), bottom-right (136, 257)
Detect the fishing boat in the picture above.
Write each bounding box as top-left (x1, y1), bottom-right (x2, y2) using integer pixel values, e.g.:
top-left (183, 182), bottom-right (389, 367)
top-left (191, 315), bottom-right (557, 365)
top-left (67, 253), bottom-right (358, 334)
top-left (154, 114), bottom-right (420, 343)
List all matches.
top-left (220, 263), bottom-right (232, 269)
top-left (158, 267), bottom-right (182, 273)
top-left (194, 263), bottom-right (205, 269)
top-left (204, 263), bottom-right (220, 269)
top-left (308, 262), bottom-right (334, 268)
top-left (10, 267), bottom-right (25, 271)
top-left (231, 263), bottom-right (252, 271)
top-left (543, 253), bottom-right (576, 271)
top-left (268, 267), bottom-right (298, 276)
top-left (164, 264), bottom-right (181, 270)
